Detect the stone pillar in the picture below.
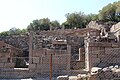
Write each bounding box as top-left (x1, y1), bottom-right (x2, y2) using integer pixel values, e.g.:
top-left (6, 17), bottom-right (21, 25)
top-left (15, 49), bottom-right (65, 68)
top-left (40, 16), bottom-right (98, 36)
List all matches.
top-left (66, 45), bottom-right (71, 70)
top-left (50, 24), bottom-right (52, 31)
top-left (62, 25), bottom-right (65, 30)
top-left (85, 42), bottom-right (92, 71)
top-left (29, 31), bottom-right (33, 65)
top-left (79, 48), bottom-right (85, 61)
top-left (67, 45), bottom-right (71, 54)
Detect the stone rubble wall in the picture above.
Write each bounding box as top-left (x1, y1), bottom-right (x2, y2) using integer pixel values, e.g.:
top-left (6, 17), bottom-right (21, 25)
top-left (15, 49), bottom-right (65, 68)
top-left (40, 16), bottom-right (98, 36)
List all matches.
top-left (86, 42), bottom-right (120, 70)
top-left (0, 35), bottom-right (29, 50)
top-left (29, 54), bottom-right (71, 75)
top-left (110, 22), bottom-right (120, 41)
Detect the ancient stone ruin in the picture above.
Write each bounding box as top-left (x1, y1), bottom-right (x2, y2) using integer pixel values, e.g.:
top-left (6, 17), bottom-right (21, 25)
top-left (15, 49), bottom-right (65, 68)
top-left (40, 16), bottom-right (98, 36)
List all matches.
top-left (0, 21), bottom-right (120, 79)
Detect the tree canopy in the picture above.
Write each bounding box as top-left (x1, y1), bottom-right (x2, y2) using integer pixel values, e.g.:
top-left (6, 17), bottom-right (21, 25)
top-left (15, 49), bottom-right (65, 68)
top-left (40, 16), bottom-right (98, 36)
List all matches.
top-left (0, 1), bottom-right (120, 36)
top-left (0, 27), bottom-right (27, 37)
top-left (62, 12), bottom-right (98, 29)
top-left (27, 18), bottom-right (61, 31)
top-left (98, 1), bottom-right (120, 22)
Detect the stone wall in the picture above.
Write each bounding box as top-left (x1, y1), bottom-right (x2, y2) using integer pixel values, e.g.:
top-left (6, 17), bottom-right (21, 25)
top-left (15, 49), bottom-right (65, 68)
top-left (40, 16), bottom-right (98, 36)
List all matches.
top-left (85, 42), bottom-right (120, 71)
top-left (29, 32), bottom-right (71, 74)
top-left (0, 41), bottom-right (23, 68)
top-left (110, 22), bottom-right (120, 41)
top-left (29, 54), bottom-right (71, 75)
top-left (0, 35), bottom-right (29, 50)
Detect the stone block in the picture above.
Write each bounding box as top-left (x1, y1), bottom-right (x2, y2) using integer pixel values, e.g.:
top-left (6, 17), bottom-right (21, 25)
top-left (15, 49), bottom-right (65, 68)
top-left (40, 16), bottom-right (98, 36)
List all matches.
top-left (104, 71), bottom-right (113, 79)
top-left (57, 65), bottom-right (67, 70)
top-left (29, 58), bottom-right (32, 64)
top-left (52, 65), bottom-right (59, 71)
top-left (89, 42), bottom-right (111, 47)
top-left (116, 58), bottom-right (120, 64)
top-left (69, 76), bottom-right (78, 80)
top-left (40, 69), bottom-right (50, 74)
top-left (32, 49), bottom-right (43, 57)
top-left (57, 56), bottom-right (67, 64)
top-left (112, 44), bottom-right (119, 48)
top-left (41, 64), bottom-right (50, 70)
top-left (57, 75), bottom-right (69, 80)
top-left (52, 57), bottom-right (59, 64)
top-left (0, 68), bottom-right (14, 72)
top-left (89, 74), bottom-right (98, 80)
top-left (105, 48), bottom-right (112, 54)
top-left (91, 58), bottom-right (100, 67)
top-left (0, 63), bottom-right (4, 68)
top-left (4, 63), bottom-right (15, 68)
top-left (79, 61), bottom-right (85, 69)
top-left (91, 54), bottom-right (98, 58)
top-left (36, 64), bottom-right (42, 69)
top-left (42, 57), bottom-right (50, 64)
top-left (29, 64), bottom-right (36, 69)
top-left (91, 58), bottom-right (100, 64)
top-left (108, 58), bottom-right (117, 64)
top-left (33, 57), bottom-right (39, 63)
top-left (91, 47), bottom-right (98, 53)
top-left (0, 58), bottom-right (8, 63)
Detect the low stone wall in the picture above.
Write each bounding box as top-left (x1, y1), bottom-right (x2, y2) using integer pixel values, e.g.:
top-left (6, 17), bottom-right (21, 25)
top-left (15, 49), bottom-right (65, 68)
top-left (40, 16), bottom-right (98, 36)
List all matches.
top-left (86, 42), bottom-right (120, 71)
top-left (0, 68), bottom-right (30, 79)
top-left (29, 54), bottom-right (71, 75)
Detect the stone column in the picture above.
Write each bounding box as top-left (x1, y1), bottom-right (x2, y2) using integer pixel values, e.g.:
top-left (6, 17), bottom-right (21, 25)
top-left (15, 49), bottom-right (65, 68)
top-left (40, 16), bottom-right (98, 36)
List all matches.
top-left (66, 45), bottom-right (71, 70)
top-left (85, 42), bottom-right (92, 71)
top-left (50, 24), bottom-right (52, 31)
top-left (29, 31), bottom-right (33, 65)
top-left (67, 45), bottom-right (71, 54)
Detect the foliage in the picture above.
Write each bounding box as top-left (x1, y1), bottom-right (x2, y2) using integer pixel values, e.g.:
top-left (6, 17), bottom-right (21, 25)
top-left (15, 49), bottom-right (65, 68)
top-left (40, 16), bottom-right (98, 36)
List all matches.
top-left (0, 27), bottom-right (27, 37)
top-left (65, 12), bottom-right (85, 29)
top-left (0, 31), bottom-right (10, 36)
top-left (98, 1), bottom-right (120, 22)
top-left (0, 1), bottom-right (120, 35)
top-left (62, 12), bottom-right (98, 29)
top-left (50, 20), bottom-right (61, 30)
top-left (27, 18), bottom-right (61, 31)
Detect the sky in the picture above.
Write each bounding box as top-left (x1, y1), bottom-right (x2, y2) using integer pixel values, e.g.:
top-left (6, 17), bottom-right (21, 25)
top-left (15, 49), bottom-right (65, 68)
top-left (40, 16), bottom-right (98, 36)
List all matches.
top-left (0, 0), bottom-right (118, 32)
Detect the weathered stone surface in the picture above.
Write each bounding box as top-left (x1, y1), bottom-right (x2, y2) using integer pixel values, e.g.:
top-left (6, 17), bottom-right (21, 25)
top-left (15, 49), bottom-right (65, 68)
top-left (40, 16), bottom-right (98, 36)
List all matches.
top-left (57, 75), bottom-right (69, 80)
top-left (32, 57), bottom-right (39, 63)
top-left (89, 42), bottom-right (111, 47)
top-left (0, 63), bottom-right (4, 68)
top-left (36, 64), bottom-right (42, 69)
top-left (29, 64), bottom-right (36, 69)
top-left (0, 58), bottom-right (8, 63)
top-left (4, 63), bottom-right (15, 68)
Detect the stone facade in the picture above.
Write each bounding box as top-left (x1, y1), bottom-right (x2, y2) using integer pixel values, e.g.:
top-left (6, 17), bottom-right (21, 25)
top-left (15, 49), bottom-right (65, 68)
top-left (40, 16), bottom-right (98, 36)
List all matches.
top-left (111, 22), bottom-right (120, 41)
top-left (29, 32), bottom-right (71, 74)
top-left (0, 22), bottom-right (120, 79)
top-left (85, 42), bottom-right (120, 71)
top-left (0, 41), bottom-right (23, 68)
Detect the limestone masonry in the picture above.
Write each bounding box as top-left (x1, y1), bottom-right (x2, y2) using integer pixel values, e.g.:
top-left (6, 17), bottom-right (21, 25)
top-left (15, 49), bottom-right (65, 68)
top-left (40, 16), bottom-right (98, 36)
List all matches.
top-left (0, 21), bottom-right (120, 79)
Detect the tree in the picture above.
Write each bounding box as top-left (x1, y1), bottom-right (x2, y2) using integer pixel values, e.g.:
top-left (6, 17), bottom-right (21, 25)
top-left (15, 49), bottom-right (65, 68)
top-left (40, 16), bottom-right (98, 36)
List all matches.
top-left (50, 20), bottom-right (60, 30)
top-left (21, 29), bottom-right (27, 34)
top-left (62, 12), bottom-right (98, 29)
top-left (0, 31), bottom-right (9, 37)
top-left (39, 18), bottom-right (50, 30)
top-left (65, 12), bottom-right (86, 29)
top-left (9, 27), bottom-right (21, 35)
top-left (99, 4), bottom-right (116, 21)
top-left (27, 18), bottom-right (51, 31)
top-left (98, 1), bottom-right (120, 22)
top-left (85, 14), bottom-right (98, 22)
top-left (115, 7), bottom-right (120, 21)
top-left (114, 1), bottom-right (120, 22)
